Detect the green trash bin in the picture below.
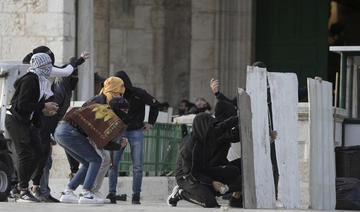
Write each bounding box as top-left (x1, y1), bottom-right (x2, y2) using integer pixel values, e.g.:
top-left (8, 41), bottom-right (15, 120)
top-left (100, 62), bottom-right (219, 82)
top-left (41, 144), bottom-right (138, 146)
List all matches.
top-left (118, 123), bottom-right (189, 176)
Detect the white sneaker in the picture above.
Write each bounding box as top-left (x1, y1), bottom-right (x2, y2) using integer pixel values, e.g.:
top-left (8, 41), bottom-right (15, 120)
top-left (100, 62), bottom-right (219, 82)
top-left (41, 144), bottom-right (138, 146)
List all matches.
top-left (60, 190), bottom-right (78, 203)
top-left (78, 192), bottom-right (104, 204)
top-left (93, 191), bottom-right (110, 203)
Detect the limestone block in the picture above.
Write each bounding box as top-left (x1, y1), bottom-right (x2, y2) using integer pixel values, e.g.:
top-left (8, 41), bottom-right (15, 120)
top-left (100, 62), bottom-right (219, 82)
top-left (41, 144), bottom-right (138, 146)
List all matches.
top-left (94, 0), bottom-right (108, 18)
top-left (2, 0), bottom-right (28, 12)
top-left (46, 39), bottom-right (65, 64)
top-left (110, 28), bottom-right (126, 47)
top-left (127, 30), bottom-right (153, 65)
top-left (94, 18), bottom-right (109, 42)
top-left (151, 7), bottom-right (165, 29)
top-left (190, 71), bottom-right (215, 102)
top-left (1, 36), bottom-right (46, 61)
top-left (135, 6), bottom-right (152, 29)
top-left (190, 40), bottom-right (215, 70)
top-left (192, 13), bottom-right (215, 40)
top-left (27, 0), bottom-right (48, 13)
top-left (135, 0), bottom-right (157, 5)
top-left (63, 14), bottom-right (76, 37)
top-left (192, 0), bottom-right (217, 12)
top-left (94, 41), bottom-right (109, 68)
top-left (0, 13), bottom-right (25, 36)
top-left (25, 13), bottom-right (64, 37)
top-left (110, 45), bottom-right (127, 65)
top-left (47, 0), bottom-right (64, 12)
top-left (110, 0), bottom-right (134, 28)
top-left (62, 39), bottom-right (76, 62)
top-left (63, 0), bottom-right (75, 14)
top-left (0, 2), bottom-right (3, 11)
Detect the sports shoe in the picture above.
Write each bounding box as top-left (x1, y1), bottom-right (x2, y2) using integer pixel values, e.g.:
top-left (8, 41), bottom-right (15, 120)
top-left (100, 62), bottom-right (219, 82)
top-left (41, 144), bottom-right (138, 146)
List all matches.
top-left (106, 193), bottom-right (116, 204)
top-left (116, 194), bottom-right (127, 201)
top-left (43, 194), bottom-right (60, 203)
top-left (60, 190), bottom-right (78, 203)
top-left (31, 187), bottom-right (47, 202)
top-left (78, 192), bottom-right (104, 204)
top-left (167, 185), bottom-right (182, 207)
top-left (9, 187), bottom-right (20, 199)
top-left (93, 191), bottom-right (109, 203)
top-left (16, 190), bottom-right (40, 203)
top-left (131, 195), bottom-right (140, 204)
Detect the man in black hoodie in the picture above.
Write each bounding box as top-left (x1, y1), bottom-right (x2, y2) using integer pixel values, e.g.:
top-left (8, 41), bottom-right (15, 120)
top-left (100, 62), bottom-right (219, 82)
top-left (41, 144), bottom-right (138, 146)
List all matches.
top-left (5, 53), bottom-right (60, 202)
top-left (108, 71), bottom-right (160, 204)
top-left (20, 46), bottom-right (89, 202)
top-left (167, 112), bottom-right (242, 208)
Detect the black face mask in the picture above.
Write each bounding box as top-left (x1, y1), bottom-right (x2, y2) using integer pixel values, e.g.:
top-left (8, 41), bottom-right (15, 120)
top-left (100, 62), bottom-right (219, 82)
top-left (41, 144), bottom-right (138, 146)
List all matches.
top-left (70, 77), bottom-right (79, 91)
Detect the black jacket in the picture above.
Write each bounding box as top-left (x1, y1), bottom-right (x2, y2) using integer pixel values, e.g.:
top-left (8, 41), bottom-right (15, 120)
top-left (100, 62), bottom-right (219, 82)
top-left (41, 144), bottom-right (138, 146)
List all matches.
top-left (214, 91), bottom-right (238, 108)
top-left (175, 113), bottom-right (239, 185)
top-left (40, 57), bottom-right (85, 136)
top-left (10, 72), bottom-right (45, 127)
top-left (115, 71), bottom-right (160, 131)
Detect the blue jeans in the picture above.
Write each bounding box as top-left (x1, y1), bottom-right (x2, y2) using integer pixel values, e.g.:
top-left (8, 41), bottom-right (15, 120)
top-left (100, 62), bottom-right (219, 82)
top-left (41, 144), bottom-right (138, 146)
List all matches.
top-left (108, 129), bottom-right (143, 196)
top-left (40, 155), bottom-right (52, 196)
top-left (54, 122), bottom-right (101, 190)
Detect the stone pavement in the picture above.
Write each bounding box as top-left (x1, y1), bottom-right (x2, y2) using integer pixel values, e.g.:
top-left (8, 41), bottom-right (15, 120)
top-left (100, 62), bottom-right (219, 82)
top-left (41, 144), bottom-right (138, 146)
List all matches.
top-left (0, 201), bottom-right (345, 212)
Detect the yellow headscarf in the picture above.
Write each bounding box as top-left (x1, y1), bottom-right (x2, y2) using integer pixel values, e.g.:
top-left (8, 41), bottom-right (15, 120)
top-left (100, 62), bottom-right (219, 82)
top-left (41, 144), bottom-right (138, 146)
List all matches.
top-left (100, 77), bottom-right (126, 103)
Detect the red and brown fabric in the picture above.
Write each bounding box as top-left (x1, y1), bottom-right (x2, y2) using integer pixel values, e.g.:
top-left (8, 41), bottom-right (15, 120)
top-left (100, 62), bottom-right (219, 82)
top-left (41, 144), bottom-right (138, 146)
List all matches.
top-left (64, 103), bottom-right (127, 148)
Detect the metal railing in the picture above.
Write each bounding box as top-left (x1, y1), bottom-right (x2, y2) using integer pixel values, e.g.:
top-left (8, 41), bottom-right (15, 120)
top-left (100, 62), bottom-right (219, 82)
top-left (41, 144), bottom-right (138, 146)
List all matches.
top-left (118, 123), bottom-right (190, 176)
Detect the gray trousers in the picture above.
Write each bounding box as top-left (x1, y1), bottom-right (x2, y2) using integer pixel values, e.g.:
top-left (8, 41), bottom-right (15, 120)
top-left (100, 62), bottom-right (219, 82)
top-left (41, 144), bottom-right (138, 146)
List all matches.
top-left (91, 149), bottom-right (111, 193)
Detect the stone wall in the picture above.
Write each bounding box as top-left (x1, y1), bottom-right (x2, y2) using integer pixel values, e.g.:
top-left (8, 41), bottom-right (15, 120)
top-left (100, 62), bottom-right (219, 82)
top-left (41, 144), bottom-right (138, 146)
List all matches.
top-left (109, 0), bottom-right (166, 102)
top-left (0, 0), bottom-right (76, 65)
top-left (189, 0), bottom-right (255, 106)
top-left (190, 0), bottom-right (217, 105)
top-left (94, 0), bottom-right (109, 80)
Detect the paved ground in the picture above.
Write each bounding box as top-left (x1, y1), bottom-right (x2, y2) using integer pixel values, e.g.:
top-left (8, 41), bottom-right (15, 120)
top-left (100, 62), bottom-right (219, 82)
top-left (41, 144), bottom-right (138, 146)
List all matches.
top-left (0, 201), bottom-right (346, 212)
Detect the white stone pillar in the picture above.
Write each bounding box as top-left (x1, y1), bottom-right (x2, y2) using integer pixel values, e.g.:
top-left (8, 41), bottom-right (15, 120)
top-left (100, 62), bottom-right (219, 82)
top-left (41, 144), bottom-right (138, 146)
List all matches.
top-left (77, 0), bottom-right (95, 101)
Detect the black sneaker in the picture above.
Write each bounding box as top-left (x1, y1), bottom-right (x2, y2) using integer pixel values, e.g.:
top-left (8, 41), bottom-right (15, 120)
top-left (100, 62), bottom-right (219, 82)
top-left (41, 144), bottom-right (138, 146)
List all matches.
top-left (131, 195), bottom-right (140, 204)
top-left (116, 194), bottom-right (127, 201)
top-left (43, 194), bottom-right (60, 203)
top-left (16, 190), bottom-right (40, 203)
top-left (167, 185), bottom-right (182, 207)
top-left (229, 196), bottom-right (243, 208)
top-left (9, 187), bottom-right (20, 199)
top-left (106, 193), bottom-right (116, 204)
top-left (31, 187), bottom-right (45, 202)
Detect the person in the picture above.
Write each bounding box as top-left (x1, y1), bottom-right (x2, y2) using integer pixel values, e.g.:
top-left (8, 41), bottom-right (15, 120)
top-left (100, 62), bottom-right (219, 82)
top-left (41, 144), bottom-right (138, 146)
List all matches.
top-left (108, 70), bottom-right (160, 204)
top-left (81, 77), bottom-right (128, 204)
top-left (210, 64), bottom-right (280, 197)
top-left (178, 99), bottom-right (196, 116)
top-left (167, 112), bottom-right (241, 208)
top-left (21, 46), bottom-right (90, 202)
top-left (159, 102), bottom-right (170, 112)
top-left (55, 97), bottom-right (128, 204)
top-left (194, 97), bottom-right (211, 114)
top-left (5, 53), bottom-right (60, 202)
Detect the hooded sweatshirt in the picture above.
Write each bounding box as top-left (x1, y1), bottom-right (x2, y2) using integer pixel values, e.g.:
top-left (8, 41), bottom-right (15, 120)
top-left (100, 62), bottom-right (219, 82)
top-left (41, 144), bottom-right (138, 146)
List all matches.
top-left (175, 112), bottom-right (239, 185)
top-left (209, 100), bottom-right (240, 166)
top-left (115, 71), bottom-right (160, 131)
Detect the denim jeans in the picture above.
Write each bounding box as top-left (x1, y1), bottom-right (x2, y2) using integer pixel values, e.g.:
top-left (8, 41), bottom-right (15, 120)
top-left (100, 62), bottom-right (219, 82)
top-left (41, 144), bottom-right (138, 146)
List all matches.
top-left (54, 122), bottom-right (101, 190)
top-left (40, 155), bottom-right (52, 196)
top-left (108, 129), bottom-right (143, 196)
